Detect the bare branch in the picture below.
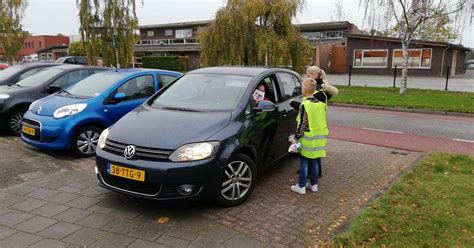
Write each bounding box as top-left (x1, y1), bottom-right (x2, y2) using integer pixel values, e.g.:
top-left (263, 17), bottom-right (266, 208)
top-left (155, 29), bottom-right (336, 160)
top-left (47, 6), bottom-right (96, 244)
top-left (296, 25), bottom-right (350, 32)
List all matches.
top-left (399, 0), bottom-right (411, 30)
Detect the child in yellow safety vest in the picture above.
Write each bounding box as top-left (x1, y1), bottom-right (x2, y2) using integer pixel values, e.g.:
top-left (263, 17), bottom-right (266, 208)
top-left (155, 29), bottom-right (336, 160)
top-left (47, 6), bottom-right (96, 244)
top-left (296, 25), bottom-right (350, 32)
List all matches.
top-left (290, 78), bottom-right (329, 195)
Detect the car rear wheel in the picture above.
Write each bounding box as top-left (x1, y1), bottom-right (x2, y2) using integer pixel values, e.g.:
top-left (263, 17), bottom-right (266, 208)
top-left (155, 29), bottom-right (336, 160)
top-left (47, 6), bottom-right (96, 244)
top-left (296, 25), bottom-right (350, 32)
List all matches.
top-left (72, 126), bottom-right (102, 157)
top-left (216, 153), bottom-right (256, 207)
top-left (8, 109), bottom-right (26, 135)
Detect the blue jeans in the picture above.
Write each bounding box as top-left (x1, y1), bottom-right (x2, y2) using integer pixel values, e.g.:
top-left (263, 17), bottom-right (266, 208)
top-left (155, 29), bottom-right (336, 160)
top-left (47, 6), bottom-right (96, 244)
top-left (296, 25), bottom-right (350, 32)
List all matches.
top-left (299, 156), bottom-right (320, 188)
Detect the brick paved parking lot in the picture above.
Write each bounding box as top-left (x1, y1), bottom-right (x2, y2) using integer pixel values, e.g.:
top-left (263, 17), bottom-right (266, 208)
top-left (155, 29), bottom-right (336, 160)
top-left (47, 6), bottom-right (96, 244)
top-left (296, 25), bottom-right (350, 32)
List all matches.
top-left (0, 135), bottom-right (421, 247)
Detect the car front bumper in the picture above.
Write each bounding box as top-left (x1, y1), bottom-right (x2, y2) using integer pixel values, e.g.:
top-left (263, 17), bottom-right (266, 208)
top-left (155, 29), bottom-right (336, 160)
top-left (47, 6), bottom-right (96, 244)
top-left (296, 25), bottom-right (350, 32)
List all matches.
top-left (95, 147), bottom-right (223, 201)
top-left (20, 111), bottom-right (75, 150)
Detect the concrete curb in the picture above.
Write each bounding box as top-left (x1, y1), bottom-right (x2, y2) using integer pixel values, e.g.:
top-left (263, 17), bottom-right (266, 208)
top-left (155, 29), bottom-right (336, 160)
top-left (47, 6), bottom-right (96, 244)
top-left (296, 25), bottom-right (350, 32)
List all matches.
top-left (329, 102), bottom-right (474, 118)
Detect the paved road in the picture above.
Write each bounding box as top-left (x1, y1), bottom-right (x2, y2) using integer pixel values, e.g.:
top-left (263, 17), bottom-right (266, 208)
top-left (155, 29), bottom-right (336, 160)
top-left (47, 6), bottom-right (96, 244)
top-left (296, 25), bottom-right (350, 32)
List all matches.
top-left (327, 70), bottom-right (474, 92)
top-left (328, 106), bottom-right (474, 156)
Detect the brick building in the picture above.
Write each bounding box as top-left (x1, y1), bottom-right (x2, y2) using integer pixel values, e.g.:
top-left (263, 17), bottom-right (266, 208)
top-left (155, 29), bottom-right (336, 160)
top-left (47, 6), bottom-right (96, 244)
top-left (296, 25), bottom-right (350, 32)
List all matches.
top-left (133, 20), bottom-right (361, 71)
top-left (0, 35), bottom-right (69, 62)
top-left (345, 34), bottom-right (470, 76)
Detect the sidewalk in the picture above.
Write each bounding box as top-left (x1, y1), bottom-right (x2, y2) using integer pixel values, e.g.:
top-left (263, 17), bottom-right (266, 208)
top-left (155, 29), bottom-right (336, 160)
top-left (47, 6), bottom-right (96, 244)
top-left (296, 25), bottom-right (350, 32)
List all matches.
top-left (0, 137), bottom-right (422, 247)
top-left (327, 70), bottom-right (474, 92)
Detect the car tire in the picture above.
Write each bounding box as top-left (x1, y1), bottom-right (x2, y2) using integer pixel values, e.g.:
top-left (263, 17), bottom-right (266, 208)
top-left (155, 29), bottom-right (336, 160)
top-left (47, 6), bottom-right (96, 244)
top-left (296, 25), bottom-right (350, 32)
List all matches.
top-left (216, 153), bottom-right (257, 207)
top-left (8, 108), bottom-right (27, 135)
top-left (72, 126), bottom-right (103, 157)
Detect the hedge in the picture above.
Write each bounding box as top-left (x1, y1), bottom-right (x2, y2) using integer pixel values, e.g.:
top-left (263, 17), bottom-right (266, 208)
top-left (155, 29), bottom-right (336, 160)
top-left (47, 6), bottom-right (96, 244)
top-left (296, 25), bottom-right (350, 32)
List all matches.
top-left (142, 56), bottom-right (188, 71)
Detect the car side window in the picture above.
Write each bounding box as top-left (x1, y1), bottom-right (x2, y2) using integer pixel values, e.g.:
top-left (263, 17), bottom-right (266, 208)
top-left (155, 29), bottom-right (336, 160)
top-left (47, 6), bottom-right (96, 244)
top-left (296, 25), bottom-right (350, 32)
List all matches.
top-left (18, 68), bottom-right (42, 81)
top-left (51, 70), bottom-right (90, 89)
top-left (159, 75), bottom-right (178, 87)
top-left (257, 75), bottom-right (278, 103)
top-left (277, 73), bottom-right (301, 101)
top-left (65, 58), bottom-right (74, 64)
top-left (116, 74), bottom-right (155, 101)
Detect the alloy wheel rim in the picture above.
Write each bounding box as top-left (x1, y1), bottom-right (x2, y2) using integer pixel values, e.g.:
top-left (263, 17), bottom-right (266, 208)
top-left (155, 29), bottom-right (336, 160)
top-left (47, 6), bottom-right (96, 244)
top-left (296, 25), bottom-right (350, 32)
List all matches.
top-left (221, 161), bottom-right (252, 201)
top-left (10, 113), bottom-right (23, 133)
top-left (77, 130), bottom-right (100, 155)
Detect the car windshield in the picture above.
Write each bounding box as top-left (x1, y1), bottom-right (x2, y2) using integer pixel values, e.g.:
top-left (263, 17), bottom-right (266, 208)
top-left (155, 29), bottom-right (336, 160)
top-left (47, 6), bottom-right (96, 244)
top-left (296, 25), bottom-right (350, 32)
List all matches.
top-left (150, 73), bottom-right (252, 111)
top-left (67, 73), bottom-right (127, 98)
top-left (0, 66), bottom-right (23, 81)
top-left (16, 68), bottom-right (63, 87)
top-left (55, 57), bottom-right (67, 63)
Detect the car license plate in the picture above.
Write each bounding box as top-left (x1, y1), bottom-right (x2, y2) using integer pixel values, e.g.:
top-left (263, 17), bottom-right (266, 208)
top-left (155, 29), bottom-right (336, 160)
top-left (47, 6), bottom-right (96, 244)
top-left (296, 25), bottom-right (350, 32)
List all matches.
top-left (107, 163), bottom-right (145, 182)
top-left (22, 125), bottom-right (36, 136)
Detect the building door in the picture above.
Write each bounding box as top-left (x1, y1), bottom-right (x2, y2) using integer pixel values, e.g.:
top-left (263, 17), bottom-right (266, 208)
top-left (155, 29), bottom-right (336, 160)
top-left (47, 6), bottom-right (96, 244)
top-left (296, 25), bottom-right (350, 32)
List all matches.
top-left (330, 45), bottom-right (347, 74)
top-left (451, 51), bottom-right (457, 76)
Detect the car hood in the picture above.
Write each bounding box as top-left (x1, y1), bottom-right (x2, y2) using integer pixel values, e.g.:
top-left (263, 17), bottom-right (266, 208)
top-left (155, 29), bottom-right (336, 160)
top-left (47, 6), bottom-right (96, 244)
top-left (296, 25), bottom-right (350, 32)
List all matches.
top-left (0, 84), bottom-right (30, 95)
top-left (108, 105), bottom-right (232, 150)
top-left (29, 94), bottom-right (89, 117)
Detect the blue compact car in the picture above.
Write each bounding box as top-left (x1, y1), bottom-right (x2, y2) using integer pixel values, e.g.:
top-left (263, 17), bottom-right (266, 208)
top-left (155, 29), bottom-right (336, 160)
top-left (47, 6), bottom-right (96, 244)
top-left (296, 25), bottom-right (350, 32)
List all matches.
top-left (21, 69), bottom-right (182, 156)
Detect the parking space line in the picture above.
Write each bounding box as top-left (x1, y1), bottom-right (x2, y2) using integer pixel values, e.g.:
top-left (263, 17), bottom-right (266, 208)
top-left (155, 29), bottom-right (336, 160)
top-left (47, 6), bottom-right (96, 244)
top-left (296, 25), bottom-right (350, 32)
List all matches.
top-left (362, 127), bottom-right (404, 134)
top-left (452, 138), bottom-right (474, 143)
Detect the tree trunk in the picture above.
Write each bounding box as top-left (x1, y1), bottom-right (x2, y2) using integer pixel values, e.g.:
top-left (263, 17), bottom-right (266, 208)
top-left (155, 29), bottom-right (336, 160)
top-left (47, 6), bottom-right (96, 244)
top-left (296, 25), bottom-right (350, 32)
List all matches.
top-left (400, 41), bottom-right (409, 95)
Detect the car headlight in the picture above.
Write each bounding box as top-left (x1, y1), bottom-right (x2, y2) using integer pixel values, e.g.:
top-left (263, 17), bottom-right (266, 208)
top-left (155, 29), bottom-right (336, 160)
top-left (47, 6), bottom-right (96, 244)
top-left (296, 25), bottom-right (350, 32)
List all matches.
top-left (29, 99), bottom-right (40, 111)
top-left (169, 141), bottom-right (220, 162)
top-left (0, 94), bottom-right (10, 100)
top-left (97, 128), bottom-right (109, 149)
top-left (53, 103), bottom-right (87, 119)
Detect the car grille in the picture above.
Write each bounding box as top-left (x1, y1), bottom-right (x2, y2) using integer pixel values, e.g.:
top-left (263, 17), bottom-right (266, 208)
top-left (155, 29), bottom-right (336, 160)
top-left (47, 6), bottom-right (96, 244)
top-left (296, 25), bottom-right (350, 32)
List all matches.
top-left (104, 139), bottom-right (173, 161)
top-left (101, 173), bottom-right (161, 196)
top-left (21, 118), bottom-right (41, 141)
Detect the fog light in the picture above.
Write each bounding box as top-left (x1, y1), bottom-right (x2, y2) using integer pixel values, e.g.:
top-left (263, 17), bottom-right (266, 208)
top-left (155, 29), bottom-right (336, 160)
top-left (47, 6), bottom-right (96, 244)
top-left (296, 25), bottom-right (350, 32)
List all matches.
top-left (94, 166), bottom-right (99, 175)
top-left (178, 184), bottom-right (194, 196)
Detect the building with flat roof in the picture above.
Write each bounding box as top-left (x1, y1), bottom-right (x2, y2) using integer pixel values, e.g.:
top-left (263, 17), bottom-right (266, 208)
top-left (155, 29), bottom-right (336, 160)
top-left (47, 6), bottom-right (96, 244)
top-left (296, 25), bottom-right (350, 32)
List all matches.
top-left (0, 35), bottom-right (69, 62)
top-left (345, 34), bottom-right (470, 77)
top-left (134, 20), bottom-right (361, 71)
top-left (134, 20), bottom-right (469, 77)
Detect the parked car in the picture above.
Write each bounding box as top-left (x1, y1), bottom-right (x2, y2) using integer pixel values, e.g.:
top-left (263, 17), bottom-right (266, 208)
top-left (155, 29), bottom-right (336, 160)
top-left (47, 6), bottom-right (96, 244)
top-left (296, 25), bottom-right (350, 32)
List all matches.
top-left (0, 63), bottom-right (59, 86)
top-left (0, 63), bottom-right (8, 70)
top-left (95, 67), bottom-right (302, 206)
top-left (0, 65), bottom-right (109, 134)
top-left (21, 69), bottom-right (182, 156)
top-left (55, 56), bottom-right (88, 65)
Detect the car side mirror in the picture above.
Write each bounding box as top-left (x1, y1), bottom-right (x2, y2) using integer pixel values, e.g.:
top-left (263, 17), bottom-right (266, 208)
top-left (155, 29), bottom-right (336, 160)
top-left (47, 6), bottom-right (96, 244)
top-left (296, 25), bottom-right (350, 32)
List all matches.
top-left (47, 85), bottom-right (61, 94)
top-left (113, 92), bottom-right (126, 102)
top-left (254, 100), bottom-right (275, 112)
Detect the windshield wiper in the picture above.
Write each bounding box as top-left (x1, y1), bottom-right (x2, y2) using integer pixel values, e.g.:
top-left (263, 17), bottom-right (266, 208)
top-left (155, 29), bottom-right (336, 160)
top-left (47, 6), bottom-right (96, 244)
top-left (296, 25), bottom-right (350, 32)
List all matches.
top-left (161, 106), bottom-right (201, 112)
top-left (58, 90), bottom-right (74, 98)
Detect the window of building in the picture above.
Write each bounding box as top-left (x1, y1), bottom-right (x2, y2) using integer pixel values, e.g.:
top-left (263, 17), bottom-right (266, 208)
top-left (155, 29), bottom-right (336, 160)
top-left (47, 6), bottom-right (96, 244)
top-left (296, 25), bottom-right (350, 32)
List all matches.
top-left (353, 49), bottom-right (388, 68)
top-left (147, 30), bottom-right (154, 37)
top-left (392, 48), bottom-right (432, 69)
top-left (39, 42), bottom-right (42, 48)
top-left (165, 29), bottom-right (173, 36)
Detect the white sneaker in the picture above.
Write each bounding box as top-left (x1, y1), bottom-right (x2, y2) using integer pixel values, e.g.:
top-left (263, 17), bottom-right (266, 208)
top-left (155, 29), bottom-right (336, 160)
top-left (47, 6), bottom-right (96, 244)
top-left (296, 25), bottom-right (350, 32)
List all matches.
top-left (291, 184), bottom-right (306, 195)
top-left (306, 183), bottom-right (318, 192)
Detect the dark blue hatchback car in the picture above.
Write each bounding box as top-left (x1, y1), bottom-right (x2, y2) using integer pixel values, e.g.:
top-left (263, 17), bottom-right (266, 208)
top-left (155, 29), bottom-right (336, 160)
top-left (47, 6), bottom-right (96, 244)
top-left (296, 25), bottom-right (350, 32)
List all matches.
top-left (21, 69), bottom-right (182, 156)
top-left (95, 67), bottom-right (302, 206)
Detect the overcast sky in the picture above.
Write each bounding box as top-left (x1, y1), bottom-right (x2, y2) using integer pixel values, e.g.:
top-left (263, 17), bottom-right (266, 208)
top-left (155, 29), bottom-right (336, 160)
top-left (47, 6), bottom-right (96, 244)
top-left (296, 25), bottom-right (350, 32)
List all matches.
top-left (22, 0), bottom-right (473, 47)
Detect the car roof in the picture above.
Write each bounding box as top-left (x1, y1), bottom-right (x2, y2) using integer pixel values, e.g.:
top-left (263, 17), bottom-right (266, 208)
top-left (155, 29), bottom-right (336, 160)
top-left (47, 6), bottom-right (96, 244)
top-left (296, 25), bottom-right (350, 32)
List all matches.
top-left (52, 65), bottom-right (106, 71)
top-left (16, 62), bottom-right (58, 69)
top-left (99, 68), bottom-right (182, 76)
top-left (188, 66), bottom-right (298, 77)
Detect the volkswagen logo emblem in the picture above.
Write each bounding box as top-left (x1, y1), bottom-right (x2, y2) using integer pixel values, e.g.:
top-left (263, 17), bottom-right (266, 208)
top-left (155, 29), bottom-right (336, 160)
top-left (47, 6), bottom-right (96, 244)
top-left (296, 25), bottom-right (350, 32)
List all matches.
top-left (124, 145), bottom-right (136, 159)
top-left (36, 106), bottom-right (42, 114)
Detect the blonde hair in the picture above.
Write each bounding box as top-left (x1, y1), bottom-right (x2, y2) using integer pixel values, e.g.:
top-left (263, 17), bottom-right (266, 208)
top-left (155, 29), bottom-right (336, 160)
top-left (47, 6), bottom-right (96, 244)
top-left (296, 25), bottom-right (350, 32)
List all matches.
top-left (302, 78), bottom-right (316, 96)
top-left (306, 66), bottom-right (328, 84)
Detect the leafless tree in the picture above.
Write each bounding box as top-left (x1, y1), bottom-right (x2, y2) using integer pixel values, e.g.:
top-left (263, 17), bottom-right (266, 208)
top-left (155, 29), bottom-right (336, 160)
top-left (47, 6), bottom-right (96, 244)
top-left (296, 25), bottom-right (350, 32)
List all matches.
top-left (359, 0), bottom-right (473, 95)
top-left (331, 0), bottom-right (346, 22)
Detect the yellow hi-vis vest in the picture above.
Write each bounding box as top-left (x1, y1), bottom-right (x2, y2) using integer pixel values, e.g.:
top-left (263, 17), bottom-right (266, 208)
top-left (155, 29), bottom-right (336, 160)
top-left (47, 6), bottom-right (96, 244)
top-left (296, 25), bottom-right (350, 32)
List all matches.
top-left (296, 99), bottom-right (329, 159)
top-left (296, 89), bottom-right (327, 125)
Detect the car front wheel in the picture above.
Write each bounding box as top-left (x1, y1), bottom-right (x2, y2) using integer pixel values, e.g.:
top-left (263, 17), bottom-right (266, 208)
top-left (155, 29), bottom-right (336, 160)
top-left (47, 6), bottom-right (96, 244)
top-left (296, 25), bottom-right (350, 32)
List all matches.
top-left (72, 126), bottom-right (102, 157)
top-left (8, 109), bottom-right (26, 135)
top-left (217, 153), bottom-right (256, 207)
